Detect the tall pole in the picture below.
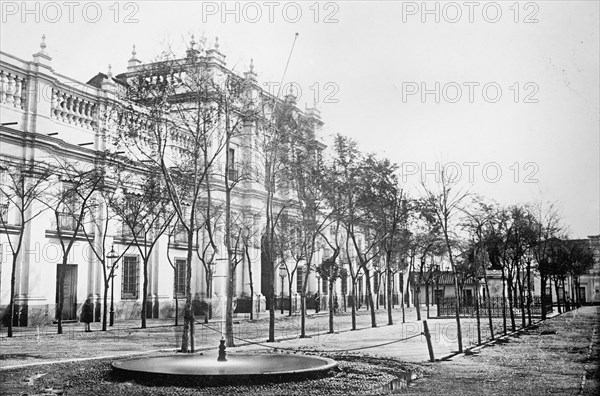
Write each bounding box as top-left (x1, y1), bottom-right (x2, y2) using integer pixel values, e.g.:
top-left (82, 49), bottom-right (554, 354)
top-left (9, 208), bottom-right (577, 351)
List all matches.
top-left (280, 275), bottom-right (285, 315)
top-left (109, 270), bottom-right (115, 326)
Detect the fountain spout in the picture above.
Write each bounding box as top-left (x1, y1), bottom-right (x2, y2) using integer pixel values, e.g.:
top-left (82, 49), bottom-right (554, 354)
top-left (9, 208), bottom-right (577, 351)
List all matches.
top-left (217, 339), bottom-right (227, 362)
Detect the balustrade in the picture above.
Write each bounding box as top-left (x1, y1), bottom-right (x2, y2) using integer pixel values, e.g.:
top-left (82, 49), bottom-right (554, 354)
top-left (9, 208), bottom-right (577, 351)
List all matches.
top-left (50, 88), bottom-right (97, 129)
top-left (0, 69), bottom-right (26, 109)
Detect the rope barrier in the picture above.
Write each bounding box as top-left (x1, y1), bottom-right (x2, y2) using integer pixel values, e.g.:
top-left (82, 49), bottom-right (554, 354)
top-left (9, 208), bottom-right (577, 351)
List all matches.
top-left (196, 321), bottom-right (424, 353)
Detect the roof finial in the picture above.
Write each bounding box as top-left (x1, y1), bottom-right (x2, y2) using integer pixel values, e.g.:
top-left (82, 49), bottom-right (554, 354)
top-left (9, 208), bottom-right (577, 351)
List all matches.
top-left (132, 44), bottom-right (137, 58)
top-left (107, 64), bottom-right (113, 78)
top-left (249, 58), bottom-right (254, 73)
top-left (190, 34), bottom-right (196, 50)
top-left (214, 36), bottom-right (220, 50)
top-left (40, 34), bottom-right (47, 52)
top-left (288, 85), bottom-right (294, 96)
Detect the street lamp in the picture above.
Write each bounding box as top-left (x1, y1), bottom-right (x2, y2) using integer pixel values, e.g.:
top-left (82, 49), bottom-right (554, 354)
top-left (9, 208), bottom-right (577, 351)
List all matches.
top-left (315, 271), bottom-right (321, 313)
top-left (278, 263), bottom-right (287, 315)
top-left (106, 245), bottom-right (118, 326)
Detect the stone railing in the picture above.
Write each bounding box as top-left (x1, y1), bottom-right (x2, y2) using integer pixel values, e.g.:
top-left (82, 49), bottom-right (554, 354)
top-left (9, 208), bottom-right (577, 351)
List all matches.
top-left (51, 87), bottom-right (98, 130)
top-left (0, 68), bottom-right (27, 109)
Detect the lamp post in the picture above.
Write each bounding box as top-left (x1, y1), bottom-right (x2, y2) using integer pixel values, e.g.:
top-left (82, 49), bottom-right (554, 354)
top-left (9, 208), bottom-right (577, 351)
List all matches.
top-left (106, 245), bottom-right (118, 326)
top-left (278, 263), bottom-right (287, 315)
top-left (315, 271), bottom-right (321, 313)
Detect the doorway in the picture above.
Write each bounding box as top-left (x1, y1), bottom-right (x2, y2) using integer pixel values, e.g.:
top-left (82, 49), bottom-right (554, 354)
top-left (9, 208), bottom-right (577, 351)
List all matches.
top-left (579, 287), bottom-right (586, 304)
top-left (56, 264), bottom-right (78, 320)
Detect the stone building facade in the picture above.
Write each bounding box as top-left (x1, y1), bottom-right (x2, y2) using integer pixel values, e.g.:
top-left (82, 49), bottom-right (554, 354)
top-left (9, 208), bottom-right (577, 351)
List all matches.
top-left (0, 37), bottom-right (328, 326)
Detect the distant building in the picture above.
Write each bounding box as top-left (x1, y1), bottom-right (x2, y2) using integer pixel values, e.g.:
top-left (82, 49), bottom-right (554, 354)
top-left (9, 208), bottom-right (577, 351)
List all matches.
top-left (575, 235), bottom-right (600, 304)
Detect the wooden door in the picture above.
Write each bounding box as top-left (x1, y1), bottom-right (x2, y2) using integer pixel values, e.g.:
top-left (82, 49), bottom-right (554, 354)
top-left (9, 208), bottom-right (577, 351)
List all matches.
top-left (56, 264), bottom-right (78, 320)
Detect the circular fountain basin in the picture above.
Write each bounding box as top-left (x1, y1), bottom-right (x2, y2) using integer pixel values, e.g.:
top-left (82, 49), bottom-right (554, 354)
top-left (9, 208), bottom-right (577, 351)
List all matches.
top-left (112, 353), bottom-right (338, 385)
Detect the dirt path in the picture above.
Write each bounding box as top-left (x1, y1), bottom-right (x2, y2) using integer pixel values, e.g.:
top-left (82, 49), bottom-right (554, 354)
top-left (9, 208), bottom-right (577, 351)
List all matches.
top-left (404, 306), bottom-right (600, 395)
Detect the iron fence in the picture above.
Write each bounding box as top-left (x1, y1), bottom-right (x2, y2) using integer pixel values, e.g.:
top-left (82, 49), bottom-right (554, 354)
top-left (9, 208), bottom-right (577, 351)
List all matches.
top-left (437, 295), bottom-right (553, 317)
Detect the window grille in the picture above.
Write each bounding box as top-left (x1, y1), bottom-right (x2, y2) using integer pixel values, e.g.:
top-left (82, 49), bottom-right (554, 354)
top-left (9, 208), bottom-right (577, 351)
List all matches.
top-left (121, 256), bottom-right (139, 299)
top-left (296, 266), bottom-right (304, 293)
top-left (174, 259), bottom-right (186, 298)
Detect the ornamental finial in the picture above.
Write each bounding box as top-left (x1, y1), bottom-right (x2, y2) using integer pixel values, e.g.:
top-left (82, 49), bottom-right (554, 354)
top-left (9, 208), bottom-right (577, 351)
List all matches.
top-left (249, 58), bottom-right (254, 73)
top-left (40, 34), bottom-right (47, 51)
top-left (132, 44), bottom-right (137, 58)
top-left (214, 36), bottom-right (220, 50)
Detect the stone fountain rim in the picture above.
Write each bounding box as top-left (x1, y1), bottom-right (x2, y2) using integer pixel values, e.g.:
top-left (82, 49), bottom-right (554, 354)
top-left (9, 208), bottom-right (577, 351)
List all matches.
top-left (111, 352), bottom-right (338, 377)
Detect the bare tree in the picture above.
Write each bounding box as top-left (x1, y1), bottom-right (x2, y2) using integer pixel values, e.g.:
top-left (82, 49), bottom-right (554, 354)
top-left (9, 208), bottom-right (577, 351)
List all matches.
top-left (41, 161), bottom-right (103, 334)
top-left (461, 198), bottom-right (497, 340)
top-left (116, 43), bottom-right (234, 352)
top-left (254, 96), bottom-right (298, 342)
top-left (79, 181), bottom-right (133, 331)
top-left (111, 172), bottom-right (175, 328)
top-left (421, 165), bottom-right (470, 353)
top-left (0, 161), bottom-right (52, 337)
top-left (530, 201), bottom-right (565, 320)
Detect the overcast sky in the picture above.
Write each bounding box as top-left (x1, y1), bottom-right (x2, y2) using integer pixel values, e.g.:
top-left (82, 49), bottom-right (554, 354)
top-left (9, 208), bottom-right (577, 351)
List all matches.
top-left (1, 1), bottom-right (598, 238)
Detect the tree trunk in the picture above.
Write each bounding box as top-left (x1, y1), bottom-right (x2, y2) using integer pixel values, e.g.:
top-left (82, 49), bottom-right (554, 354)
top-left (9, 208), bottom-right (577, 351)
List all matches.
top-left (56, 258), bottom-right (68, 335)
top-left (102, 282), bottom-right (108, 331)
top-left (400, 274), bottom-right (405, 323)
top-left (540, 275), bottom-right (547, 320)
top-left (507, 272), bottom-right (516, 331)
top-left (526, 260), bottom-right (532, 326)
top-left (554, 279), bottom-right (562, 314)
top-left (328, 277), bottom-right (334, 333)
top-left (501, 266), bottom-right (507, 334)
top-left (415, 287), bottom-right (421, 321)
top-left (246, 246), bottom-right (254, 321)
top-left (181, 228), bottom-right (194, 353)
top-left (175, 267), bottom-right (179, 326)
top-left (351, 280), bottom-right (357, 330)
top-left (405, 263), bottom-right (412, 308)
top-left (516, 269), bottom-right (526, 328)
top-left (562, 278), bottom-right (570, 312)
top-left (475, 284), bottom-right (481, 345)
top-left (484, 274), bottom-right (494, 340)
top-left (387, 264), bottom-right (393, 326)
top-left (300, 294), bottom-right (307, 337)
top-left (7, 255), bottom-right (18, 337)
top-left (375, 273), bottom-right (380, 310)
top-left (141, 258), bottom-right (148, 329)
top-left (364, 268), bottom-right (376, 327)
top-left (425, 283), bottom-right (430, 319)
top-left (268, 283), bottom-right (275, 341)
top-left (289, 282), bottom-right (293, 317)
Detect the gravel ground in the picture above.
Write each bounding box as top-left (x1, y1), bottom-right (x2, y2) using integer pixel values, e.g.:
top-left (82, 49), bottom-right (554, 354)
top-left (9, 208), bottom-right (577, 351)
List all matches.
top-left (0, 353), bottom-right (424, 395)
top-left (404, 306), bottom-right (600, 395)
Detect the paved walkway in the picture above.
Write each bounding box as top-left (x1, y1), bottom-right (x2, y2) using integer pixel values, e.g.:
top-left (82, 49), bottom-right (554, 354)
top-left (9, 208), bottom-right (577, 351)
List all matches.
top-left (1, 305), bottom-right (529, 368)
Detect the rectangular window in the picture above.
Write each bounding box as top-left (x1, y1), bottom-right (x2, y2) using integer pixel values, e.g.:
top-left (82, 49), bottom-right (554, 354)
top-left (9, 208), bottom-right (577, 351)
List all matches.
top-left (174, 259), bottom-right (186, 298)
top-left (296, 267), bottom-right (304, 293)
top-left (227, 148), bottom-right (238, 180)
top-left (121, 256), bottom-right (139, 299)
top-left (59, 182), bottom-right (80, 231)
top-left (322, 277), bottom-right (328, 295)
